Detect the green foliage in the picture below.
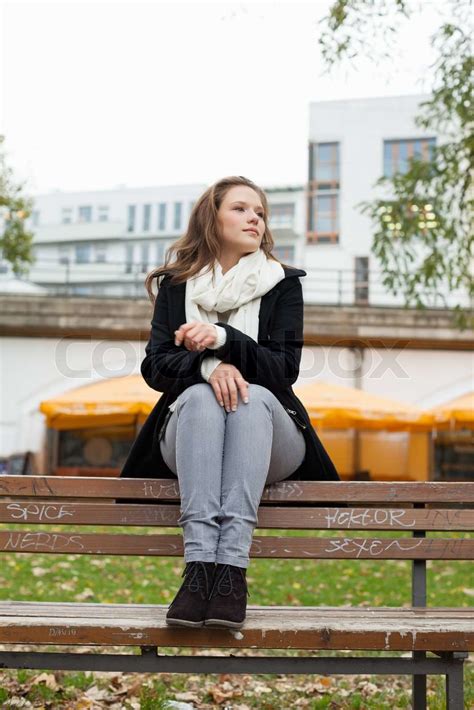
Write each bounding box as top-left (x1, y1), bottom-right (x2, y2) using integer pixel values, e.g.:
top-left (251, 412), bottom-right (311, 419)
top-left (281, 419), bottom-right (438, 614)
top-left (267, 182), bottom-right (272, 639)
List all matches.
top-left (0, 135), bottom-right (35, 274)
top-left (319, 0), bottom-right (412, 66)
top-left (319, 1), bottom-right (473, 329)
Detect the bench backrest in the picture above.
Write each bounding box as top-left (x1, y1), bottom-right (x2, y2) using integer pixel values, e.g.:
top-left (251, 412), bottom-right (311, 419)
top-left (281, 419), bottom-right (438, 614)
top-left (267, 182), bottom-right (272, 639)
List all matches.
top-left (0, 477), bottom-right (473, 607)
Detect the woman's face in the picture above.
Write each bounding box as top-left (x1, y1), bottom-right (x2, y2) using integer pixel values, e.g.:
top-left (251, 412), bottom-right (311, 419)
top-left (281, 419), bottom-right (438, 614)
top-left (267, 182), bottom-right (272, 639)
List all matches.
top-left (216, 186), bottom-right (265, 260)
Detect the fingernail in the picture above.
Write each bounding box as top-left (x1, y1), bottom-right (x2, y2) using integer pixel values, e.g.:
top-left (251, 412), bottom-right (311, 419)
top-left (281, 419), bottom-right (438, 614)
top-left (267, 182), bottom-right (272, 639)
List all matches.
top-left (232, 406), bottom-right (237, 411)
top-left (244, 397), bottom-right (249, 403)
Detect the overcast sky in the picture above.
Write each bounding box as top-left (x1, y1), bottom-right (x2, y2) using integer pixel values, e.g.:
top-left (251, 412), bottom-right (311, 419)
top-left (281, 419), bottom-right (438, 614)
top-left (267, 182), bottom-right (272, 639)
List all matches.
top-left (1, 0), bottom-right (449, 196)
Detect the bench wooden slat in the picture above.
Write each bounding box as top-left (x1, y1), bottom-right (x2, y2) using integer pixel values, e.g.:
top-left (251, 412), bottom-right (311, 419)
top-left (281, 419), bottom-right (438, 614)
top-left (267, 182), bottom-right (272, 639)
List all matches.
top-left (1, 501), bottom-right (473, 530)
top-left (1, 601), bottom-right (470, 618)
top-left (0, 603), bottom-right (471, 651)
top-left (1, 531), bottom-right (472, 559)
top-left (1, 477), bottom-right (473, 503)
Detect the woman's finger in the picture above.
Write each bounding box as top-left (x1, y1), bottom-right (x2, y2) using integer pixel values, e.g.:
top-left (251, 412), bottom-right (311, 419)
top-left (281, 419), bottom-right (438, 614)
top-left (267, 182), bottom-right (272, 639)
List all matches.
top-left (181, 323), bottom-right (215, 349)
top-left (221, 377), bottom-right (233, 412)
top-left (237, 377), bottom-right (249, 404)
top-left (211, 381), bottom-right (225, 407)
top-left (223, 377), bottom-right (238, 411)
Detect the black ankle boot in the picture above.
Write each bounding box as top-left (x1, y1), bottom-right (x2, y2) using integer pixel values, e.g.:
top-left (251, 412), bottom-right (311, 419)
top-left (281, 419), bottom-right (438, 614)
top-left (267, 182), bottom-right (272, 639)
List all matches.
top-left (166, 561), bottom-right (216, 628)
top-left (204, 563), bottom-right (250, 629)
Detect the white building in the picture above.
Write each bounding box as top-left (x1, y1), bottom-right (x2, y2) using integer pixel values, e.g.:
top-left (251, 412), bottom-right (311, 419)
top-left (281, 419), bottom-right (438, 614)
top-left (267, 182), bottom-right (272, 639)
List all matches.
top-left (304, 93), bottom-right (467, 309)
top-left (26, 183), bottom-right (303, 298)
top-left (27, 183), bottom-right (205, 297)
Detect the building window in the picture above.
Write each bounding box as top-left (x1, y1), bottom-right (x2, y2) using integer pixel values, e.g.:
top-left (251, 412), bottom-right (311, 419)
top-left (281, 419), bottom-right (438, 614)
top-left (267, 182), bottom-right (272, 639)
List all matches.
top-left (272, 245), bottom-right (295, 264)
top-left (95, 245), bottom-right (107, 263)
top-left (127, 205), bottom-right (136, 232)
top-left (384, 137), bottom-right (436, 177)
top-left (71, 285), bottom-right (92, 296)
top-left (61, 207), bottom-right (73, 224)
top-left (307, 141), bottom-right (340, 243)
top-left (125, 243), bottom-right (134, 274)
top-left (140, 243), bottom-right (149, 273)
top-left (269, 203), bottom-right (295, 228)
top-left (173, 202), bottom-right (182, 230)
top-left (311, 142), bottom-right (339, 187)
top-left (354, 256), bottom-right (369, 305)
top-left (308, 193), bottom-right (339, 243)
top-left (156, 241), bottom-right (165, 265)
top-left (98, 205), bottom-right (109, 222)
top-left (75, 243), bottom-right (91, 264)
top-left (78, 206), bottom-right (92, 223)
top-left (58, 245), bottom-right (70, 265)
top-left (158, 203), bottom-right (167, 231)
top-left (143, 204), bottom-right (151, 232)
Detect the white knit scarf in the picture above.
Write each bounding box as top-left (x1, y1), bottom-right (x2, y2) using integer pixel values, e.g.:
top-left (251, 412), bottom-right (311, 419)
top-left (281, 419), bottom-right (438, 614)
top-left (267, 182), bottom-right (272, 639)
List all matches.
top-left (185, 248), bottom-right (285, 342)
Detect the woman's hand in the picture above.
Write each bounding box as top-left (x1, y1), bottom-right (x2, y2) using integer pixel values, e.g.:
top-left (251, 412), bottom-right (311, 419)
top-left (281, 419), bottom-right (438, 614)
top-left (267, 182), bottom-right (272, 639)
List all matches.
top-left (174, 323), bottom-right (249, 410)
top-left (209, 363), bottom-right (249, 412)
top-left (174, 321), bottom-right (217, 351)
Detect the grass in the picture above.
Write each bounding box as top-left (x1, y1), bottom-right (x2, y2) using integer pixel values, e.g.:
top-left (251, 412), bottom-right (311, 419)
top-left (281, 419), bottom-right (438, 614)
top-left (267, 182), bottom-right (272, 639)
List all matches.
top-left (0, 524), bottom-right (472, 708)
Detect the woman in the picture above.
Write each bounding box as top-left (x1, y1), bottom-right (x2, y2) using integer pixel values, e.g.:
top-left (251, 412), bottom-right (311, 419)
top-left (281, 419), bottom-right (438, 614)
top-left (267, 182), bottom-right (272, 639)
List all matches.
top-left (120, 175), bottom-right (340, 630)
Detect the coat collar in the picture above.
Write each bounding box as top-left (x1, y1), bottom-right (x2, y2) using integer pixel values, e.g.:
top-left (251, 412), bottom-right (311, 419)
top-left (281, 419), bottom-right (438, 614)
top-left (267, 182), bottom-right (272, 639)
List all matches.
top-left (281, 265), bottom-right (306, 279)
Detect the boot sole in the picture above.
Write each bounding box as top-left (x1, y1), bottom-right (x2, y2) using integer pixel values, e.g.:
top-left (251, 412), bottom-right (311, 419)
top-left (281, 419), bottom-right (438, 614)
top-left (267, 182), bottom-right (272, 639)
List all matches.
top-left (204, 618), bottom-right (245, 629)
top-left (165, 618), bottom-right (205, 628)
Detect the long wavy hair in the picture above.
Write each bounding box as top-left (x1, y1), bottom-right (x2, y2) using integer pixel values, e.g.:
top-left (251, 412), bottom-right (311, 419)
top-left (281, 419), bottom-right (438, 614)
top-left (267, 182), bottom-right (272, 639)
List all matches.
top-left (144, 175), bottom-right (290, 302)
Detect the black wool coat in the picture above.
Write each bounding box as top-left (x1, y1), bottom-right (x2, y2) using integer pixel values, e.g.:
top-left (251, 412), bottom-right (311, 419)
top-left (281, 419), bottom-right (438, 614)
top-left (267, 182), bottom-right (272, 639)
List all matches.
top-left (120, 265), bottom-right (340, 482)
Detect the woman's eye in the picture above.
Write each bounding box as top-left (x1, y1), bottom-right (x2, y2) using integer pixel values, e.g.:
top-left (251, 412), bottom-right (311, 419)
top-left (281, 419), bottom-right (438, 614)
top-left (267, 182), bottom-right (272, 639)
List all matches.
top-left (234, 207), bottom-right (264, 218)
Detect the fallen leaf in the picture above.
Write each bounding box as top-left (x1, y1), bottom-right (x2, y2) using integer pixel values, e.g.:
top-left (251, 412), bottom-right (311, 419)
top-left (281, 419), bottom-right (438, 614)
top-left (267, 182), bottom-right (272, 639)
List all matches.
top-left (84, 685), bottom-right (112, 701)
top-left (31, 672), bottom-right (58, 690)
top-left (75, 588), bottom-right (95, 602)
top-left (70, 701), bottom-right (96, 710)
top-left (319, 676), bottom-right (332, 687)
top-left (359, 680), bottom-right (380, 696)
top-left (209, 684), bottom-right (242, 703)
top-left (252, 682), bottom-right (272, 695)
top-left (32, 567), bottom-right (48, 577)
top-left (174, 691), bottom-right (200, 702)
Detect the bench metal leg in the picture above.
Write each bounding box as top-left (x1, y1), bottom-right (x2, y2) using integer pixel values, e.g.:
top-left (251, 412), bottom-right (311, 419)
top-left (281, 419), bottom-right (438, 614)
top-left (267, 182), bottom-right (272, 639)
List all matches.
top-left (446, 662), bottom-right (464, 710)
top-left (413, 675), bottom-right (427, 710)
top-left (412, 651), bottom-right (427, 710)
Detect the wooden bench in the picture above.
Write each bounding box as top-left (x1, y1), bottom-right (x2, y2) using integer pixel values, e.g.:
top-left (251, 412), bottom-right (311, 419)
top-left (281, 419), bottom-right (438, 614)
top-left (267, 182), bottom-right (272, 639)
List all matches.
top-left (0, 476), bottom-right (472, 709)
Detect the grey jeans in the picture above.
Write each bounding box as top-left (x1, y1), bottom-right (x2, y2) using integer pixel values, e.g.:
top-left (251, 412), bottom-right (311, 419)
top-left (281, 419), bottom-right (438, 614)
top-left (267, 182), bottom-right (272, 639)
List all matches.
top-left (159, 383), bottom-right (306, 568)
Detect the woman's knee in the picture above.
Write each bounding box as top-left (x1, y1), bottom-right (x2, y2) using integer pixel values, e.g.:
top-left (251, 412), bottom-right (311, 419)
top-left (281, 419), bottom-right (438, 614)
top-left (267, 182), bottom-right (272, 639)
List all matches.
top-left (229, 384), bottom-right (276, 419)
top-left (179, 383), bottom-right (276, 416)
top-left (178, 383), bottom-right (222, 414)
top-left (246, 384), bottom-right (277, 407)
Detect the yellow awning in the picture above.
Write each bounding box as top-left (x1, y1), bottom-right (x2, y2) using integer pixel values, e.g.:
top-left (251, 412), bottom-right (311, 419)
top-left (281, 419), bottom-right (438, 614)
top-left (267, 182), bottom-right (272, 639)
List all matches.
top-left (293, 380), bottom-right (437, 431)
top-left (40, 375), bottom-right (161, 430)
top-left (41, 375), bottom-right (453, 433)
top-left (431, 391), bottom-right (474, 429)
